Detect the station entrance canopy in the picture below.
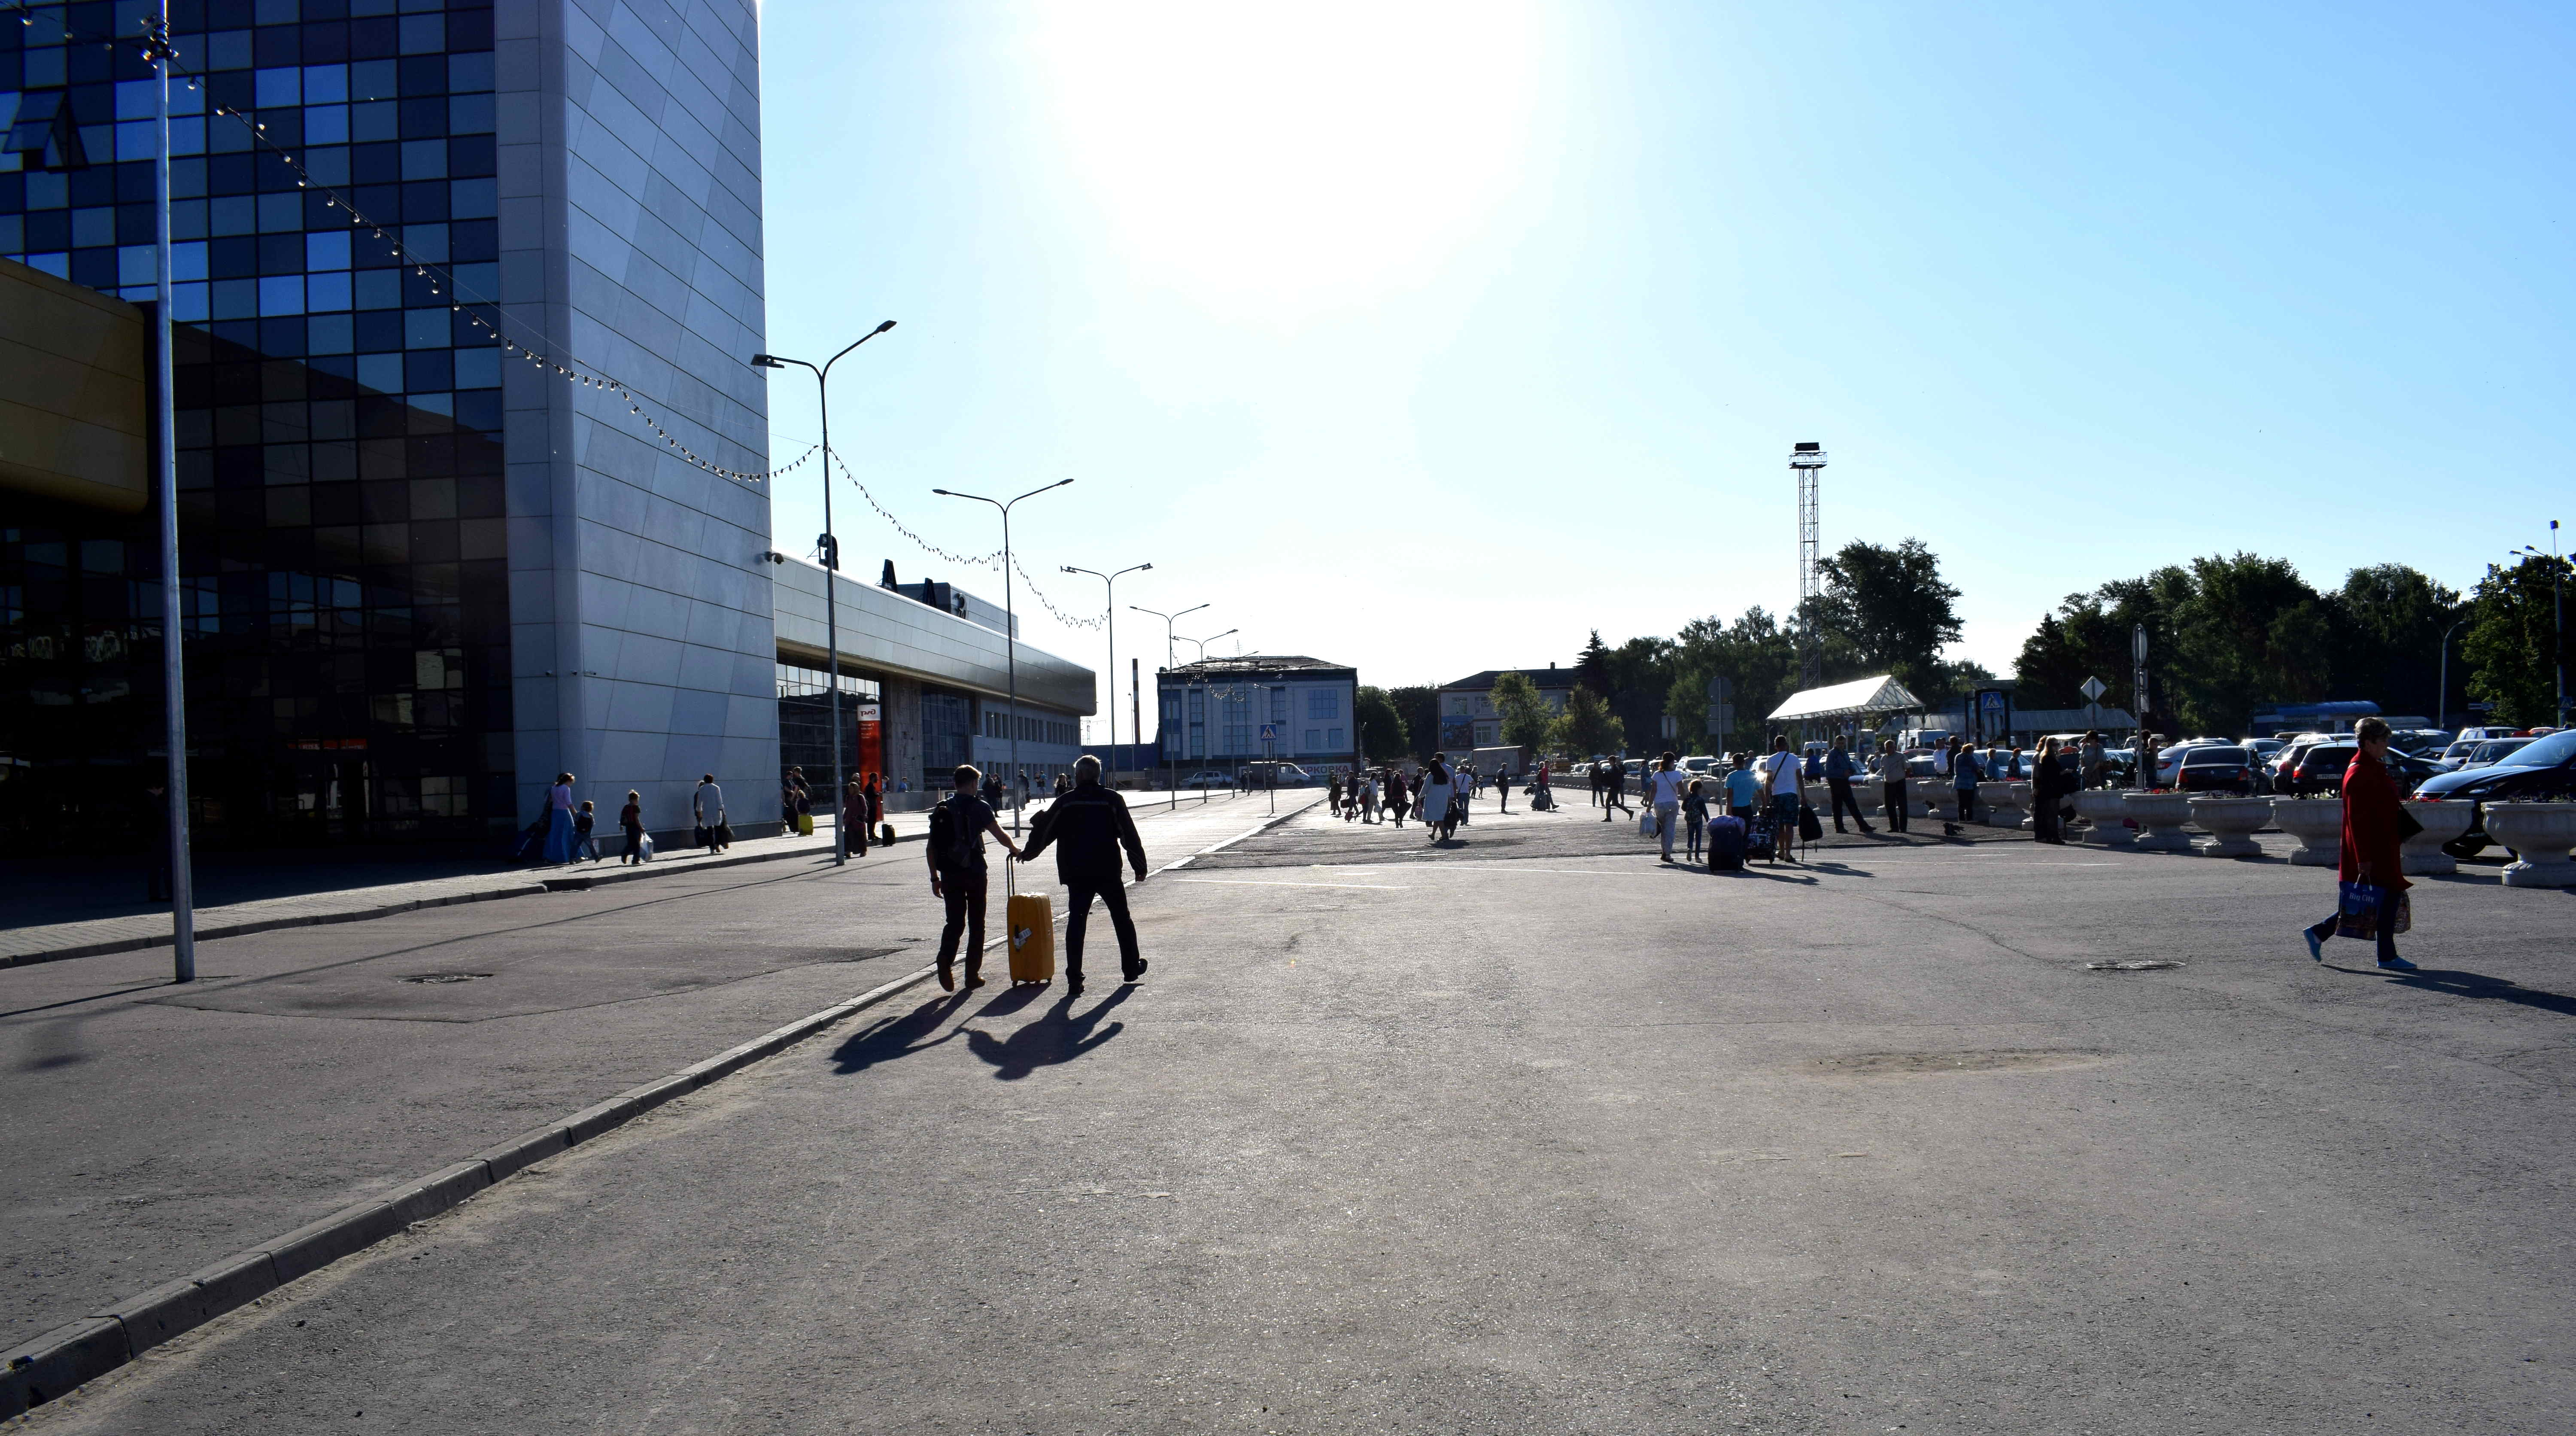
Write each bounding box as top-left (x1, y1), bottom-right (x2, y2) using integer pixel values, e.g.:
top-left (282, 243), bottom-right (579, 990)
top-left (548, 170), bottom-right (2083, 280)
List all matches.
top-left (1767, 675), bottom-right (1925, 724)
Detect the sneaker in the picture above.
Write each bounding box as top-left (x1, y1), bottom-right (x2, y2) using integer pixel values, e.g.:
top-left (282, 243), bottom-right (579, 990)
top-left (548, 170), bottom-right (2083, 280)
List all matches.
top-left (2303, 929), bottom-right (2324, 962)
top-left (2376, 955), bottom-right (2418, 971)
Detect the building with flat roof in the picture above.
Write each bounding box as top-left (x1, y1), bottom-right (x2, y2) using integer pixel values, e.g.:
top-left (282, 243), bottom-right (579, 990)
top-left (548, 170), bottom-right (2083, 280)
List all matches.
top-left (0, 0), bottom-right (1091, 852)
top-left (1156, 655), bottom-right (1358, 775)
top-left (1437, 664), bottom-right (1579, 750)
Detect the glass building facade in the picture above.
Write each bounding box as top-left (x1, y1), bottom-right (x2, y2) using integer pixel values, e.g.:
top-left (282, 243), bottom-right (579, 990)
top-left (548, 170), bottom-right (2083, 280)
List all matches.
top-left (0, 0), bottom-right (510, 854)
top-left (0, 0), bottom-right (783, 857)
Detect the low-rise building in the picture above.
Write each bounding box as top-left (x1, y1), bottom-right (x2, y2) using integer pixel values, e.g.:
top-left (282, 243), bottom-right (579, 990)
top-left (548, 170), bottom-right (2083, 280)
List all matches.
top-left (1436, 664), bottom-right (1580, 750)
top-left (1156, 656), bottom-right (1358, 776)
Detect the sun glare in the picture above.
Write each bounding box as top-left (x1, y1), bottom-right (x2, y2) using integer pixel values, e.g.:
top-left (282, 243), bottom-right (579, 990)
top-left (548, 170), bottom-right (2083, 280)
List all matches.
top-left (1026, 1), bottom-right (1544, 322)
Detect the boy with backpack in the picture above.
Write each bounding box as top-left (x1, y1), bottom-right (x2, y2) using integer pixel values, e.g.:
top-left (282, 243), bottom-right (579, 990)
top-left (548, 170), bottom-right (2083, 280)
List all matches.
top-left (928, 764), bottom-right (1023, 991)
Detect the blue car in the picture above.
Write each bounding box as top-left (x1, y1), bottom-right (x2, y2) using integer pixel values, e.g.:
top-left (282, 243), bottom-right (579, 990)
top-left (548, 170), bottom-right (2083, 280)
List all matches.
top-left (2413, 729), bottom-right (2576, 857)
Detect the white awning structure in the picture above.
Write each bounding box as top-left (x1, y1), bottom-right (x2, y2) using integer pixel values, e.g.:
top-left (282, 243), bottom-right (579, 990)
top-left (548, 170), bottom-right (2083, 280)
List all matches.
top-left (1767, 675), bottom-right (1925, 723)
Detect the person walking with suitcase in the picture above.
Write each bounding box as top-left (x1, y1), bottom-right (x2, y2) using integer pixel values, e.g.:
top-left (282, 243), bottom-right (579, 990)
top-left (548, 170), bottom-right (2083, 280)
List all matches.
top-left (843, 773), bottom-right (870, 855)
top-left (1017, 755), bottom-right (1150, 997)
top-left (2301, 718), bottom-right (2416, 971)
top-left (930, 764), bottom-right (1022, 992)
top-left (1824, 735), bottom-right (1874, 834)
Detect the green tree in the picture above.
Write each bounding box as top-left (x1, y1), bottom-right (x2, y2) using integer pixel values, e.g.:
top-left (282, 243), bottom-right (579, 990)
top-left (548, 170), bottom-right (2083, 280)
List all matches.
top-left (1354, 685), bottom-right (1409, 763)
top-left (2462, 555), bottom-right (2574, 728)
top-left (2165, 553), bottom-right (2328, 735)
top-left (1667, 605), bottom-right (1800, 751)
top-left (2014, 568), bottom-right (2188, 712)
top-left (2325, 564), bottom-right (2464, 719)
top-left (1574, 631), bottom-right (1614, 696)
top-left (1549, 685), bottom-right (1624, 758)
top-left (1385, 684), bottom-right (1441, 761)
top-left (1489, 672), bottom-right (1554, 749)
top-left (1815, 538), bottom-right (1963, 694)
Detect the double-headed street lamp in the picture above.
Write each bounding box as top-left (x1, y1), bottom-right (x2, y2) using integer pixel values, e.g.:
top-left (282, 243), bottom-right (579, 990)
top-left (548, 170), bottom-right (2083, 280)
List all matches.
top-left (1175, 630), bottom-right (1238, 806)
top-left (1063, 562), bottom-right (1151, 756)
top-left (933, 479), bottom-right (1075, 834)
top-left (2511, 519), bottom-right (2565, 727)
top-left (750, 320), bottom-right (896, 866)
top-left (1130, 603), bottom-right (1207, 805)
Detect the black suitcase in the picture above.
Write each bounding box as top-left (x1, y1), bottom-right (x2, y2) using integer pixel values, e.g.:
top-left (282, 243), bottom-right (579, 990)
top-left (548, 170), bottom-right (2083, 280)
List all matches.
top-left (1745, 812), bottom-right (1777, 861)
top-left (1706, 814), bottom-right (1747, 870)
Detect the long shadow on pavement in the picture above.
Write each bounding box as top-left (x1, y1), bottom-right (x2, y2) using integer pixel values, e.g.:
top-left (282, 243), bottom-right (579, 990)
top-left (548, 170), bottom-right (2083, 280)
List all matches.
top-left (965, 984), bottom-right (1134, 1081)
top-left (829, 989), bottom-right (974, 1074)
top-left (2366, 966), bottom-right (2576, 1019)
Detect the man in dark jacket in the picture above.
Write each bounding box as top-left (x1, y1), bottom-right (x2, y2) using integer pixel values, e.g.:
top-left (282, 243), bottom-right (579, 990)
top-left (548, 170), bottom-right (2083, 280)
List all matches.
top-left (1823, 736), bottom-right (1873, 834)
top-left (930, 764), bottom-right (1021, 992)
top-left (1016, 755), bottom-right (1151, 995)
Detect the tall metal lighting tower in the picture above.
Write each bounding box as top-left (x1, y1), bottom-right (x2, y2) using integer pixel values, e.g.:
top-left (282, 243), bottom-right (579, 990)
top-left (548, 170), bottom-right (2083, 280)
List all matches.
top-left (1792, 442), bottom-right (1827, 688)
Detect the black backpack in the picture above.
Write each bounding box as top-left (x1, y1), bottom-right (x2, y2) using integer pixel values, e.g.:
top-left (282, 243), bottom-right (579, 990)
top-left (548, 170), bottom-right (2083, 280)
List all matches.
top-left (928, 798), bottom-right (980, 869)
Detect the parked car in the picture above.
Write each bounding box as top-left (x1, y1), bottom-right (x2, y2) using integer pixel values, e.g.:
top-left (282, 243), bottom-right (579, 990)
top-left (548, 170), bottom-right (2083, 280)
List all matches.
top-left (2390, 729), bottom-right (2454, 757)
top-left (2416, 729), bottom-right (2576, 856)
top-left (2461, 737), bottom-right (2535, 771)
top-left (2174, 745), bottom-right (2260, 794)
top-left (2153, 738), bottom-right (2236, 786)
top-left (1177, 769), bottom-right (1233, 789)
top-left (2281, 744), bottom-right (2442, 797)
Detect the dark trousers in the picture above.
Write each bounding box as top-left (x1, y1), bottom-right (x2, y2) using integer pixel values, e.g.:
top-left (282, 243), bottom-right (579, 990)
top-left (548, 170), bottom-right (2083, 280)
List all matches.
top-left (2310, 885), bottom-right (2400, 964)
top-left (936, 868), bottom-right (988, 977)
top-left (1883, 781), bottom-right (1909, 833)
top-left (1828, 777), bottom-right (1870, 832)
top-left (2033, 797), bottom-right (2060, 844)
top-left (622, 827), bottom-right (644, 863)
top-left (1065, 877), bottom-right (1139, 980)
top-left (1954, 785), bottom-right (1977, 823)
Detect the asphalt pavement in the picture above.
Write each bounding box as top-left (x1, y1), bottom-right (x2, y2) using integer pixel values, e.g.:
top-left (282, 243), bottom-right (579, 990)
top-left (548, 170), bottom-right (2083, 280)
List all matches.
top-left (14, 786), bottom-right (2576, 1433)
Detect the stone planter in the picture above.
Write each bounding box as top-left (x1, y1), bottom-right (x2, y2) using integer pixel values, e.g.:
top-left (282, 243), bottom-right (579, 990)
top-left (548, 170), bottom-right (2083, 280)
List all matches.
top-left (2123, 791), bottom-right (2197, 852)
top-left (2071, 788), bottom-right (2134, 847)
top-left (2269, 797), bottom-right (2345, 867)
top-left (1908, 778), bottom-right (1946, 819)
top-left (2484, 802), bottom-right (2576, 889)
top-left (2188, 796), bottom-right (2272, 858)
top-left (1979, 781), bottom-right (2026, 828)
top-left (2398, 800), bottom-right (2476, 877)
top-left (2006, 781), bottom-right (2038, 829)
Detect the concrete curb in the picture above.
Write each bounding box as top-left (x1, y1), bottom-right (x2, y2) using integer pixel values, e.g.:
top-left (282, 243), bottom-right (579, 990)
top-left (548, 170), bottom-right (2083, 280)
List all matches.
top-left (0, 833), bottom-right (914, 972)
top-left (0, 961), bottom-right (938, 1419)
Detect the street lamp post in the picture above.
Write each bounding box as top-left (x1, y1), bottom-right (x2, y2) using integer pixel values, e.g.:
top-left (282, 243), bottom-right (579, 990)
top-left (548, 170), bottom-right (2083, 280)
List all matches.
top-left (2437, 617), bottom-right (2466, 732)
top-left (750, 320), bottom-right (896, 865)
top-left (1131, 603), bottom-right (1207, 808)
top-left (2515, 521), bottom-right (2565, 727)
top-left (1177, 631), bottom-right (1236, 806)
top-left (1063, 562), bottom-right (1151, 763)
top-left (144, 5), bottom-right (192, 982)
top-left (933, 479), bottom-right (1075, 834)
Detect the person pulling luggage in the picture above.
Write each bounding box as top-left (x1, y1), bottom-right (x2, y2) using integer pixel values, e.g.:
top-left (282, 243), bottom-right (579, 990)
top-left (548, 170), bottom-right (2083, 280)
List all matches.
top-left (929, 764), bottom-right (1022, 992)
top-left (1016, 755), bottom-right (1150, 997)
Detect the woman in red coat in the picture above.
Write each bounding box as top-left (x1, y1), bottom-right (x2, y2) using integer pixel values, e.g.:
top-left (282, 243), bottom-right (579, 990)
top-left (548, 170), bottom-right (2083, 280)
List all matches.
top-left (2303, 717), bottom-right (2414, 970)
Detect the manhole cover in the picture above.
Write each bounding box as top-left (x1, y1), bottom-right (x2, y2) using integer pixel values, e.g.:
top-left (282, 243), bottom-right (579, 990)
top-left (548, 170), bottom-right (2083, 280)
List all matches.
top-left (400, 972), bottom-right (494, 985)
top-left (2086, 960), bottom-right (2183, 971)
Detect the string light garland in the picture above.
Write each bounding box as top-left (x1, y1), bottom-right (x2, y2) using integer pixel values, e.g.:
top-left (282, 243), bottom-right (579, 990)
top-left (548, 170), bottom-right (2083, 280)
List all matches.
top-left (29, 8), bottom-right (809, 488)
top-left (826, 447), bottom-right (1002, 571)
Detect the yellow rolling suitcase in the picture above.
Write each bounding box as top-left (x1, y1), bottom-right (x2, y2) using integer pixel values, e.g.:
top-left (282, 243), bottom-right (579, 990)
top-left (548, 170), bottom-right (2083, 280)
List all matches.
top-left (1005, 863), bottom-right (1055, 985)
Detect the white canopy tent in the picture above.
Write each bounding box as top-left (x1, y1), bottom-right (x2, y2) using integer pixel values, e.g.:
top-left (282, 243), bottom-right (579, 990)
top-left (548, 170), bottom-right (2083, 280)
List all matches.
top-left (1766, 675), bottom-right (1925, 725)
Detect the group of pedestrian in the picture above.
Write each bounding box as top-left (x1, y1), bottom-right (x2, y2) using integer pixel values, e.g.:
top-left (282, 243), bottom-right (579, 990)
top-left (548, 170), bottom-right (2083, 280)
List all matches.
top-left (926, 756), bottom-right (1152, 997)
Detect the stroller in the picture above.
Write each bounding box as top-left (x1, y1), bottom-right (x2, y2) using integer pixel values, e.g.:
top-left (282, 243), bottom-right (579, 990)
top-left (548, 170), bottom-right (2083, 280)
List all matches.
top-left (1744, 808), bottom-right (1779, 864)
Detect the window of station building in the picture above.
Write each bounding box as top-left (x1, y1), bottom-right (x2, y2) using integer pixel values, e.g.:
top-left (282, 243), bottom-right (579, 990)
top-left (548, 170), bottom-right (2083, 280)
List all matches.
top-left (775, 661), bottom-right (875, 700)
top-left (0, 5), bottom-right (509, 851)
top-left (1307, 689), bottom-right (1340, 720)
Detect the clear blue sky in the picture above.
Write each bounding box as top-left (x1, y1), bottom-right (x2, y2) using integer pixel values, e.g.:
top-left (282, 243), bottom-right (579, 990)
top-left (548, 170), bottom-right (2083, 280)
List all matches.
top-left (751, 1), bottom-right (2574, 732)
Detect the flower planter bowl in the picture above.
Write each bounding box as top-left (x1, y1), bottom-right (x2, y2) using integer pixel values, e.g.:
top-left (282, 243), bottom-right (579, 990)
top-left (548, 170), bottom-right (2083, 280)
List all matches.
top-left (1979, 781), bottom-right (2026, 828)
top-left (2123, 791), bottom-right (2197, 852)
top-left (2269, 798), bottom-right (2345, 867)
top-left (1908, 778), bottom-right (1946, 820)
top-left (2188, 797), bottom-right (2272, 858)
top-left (2398, 800), bottom-right (2476, 877)
top-left (2483, 802), bottom-right (2576, 889)
top-left (2004, 781), bottom-right (2038, 829)
top-left (2071, 789), bottom-right (2133, 847)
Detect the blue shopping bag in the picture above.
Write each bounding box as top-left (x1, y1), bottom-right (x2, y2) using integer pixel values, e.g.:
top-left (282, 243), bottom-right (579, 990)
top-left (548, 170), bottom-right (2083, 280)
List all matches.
top-left (2335, 881), bottom-right (2411, 941)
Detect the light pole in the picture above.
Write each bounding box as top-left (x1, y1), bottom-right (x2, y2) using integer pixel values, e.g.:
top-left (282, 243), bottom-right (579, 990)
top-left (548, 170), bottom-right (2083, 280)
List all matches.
top-left (2512, 520), bottom-right (2564, 727)
top-left (933, 479), bottom-right (1075, 834)
top-left (1063, 562), bottom-right (1150, 760)
top-left (2437, 616), bottom-right (2465, 732)
top-left (750, 319), bottom-right (896, 865)
top-left (1131, 602), bottom-right (1206, 806)
top-left (144, 4), bottom-right (192, 982)
top-left (1178, 630), bottom-right (1237, 806)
